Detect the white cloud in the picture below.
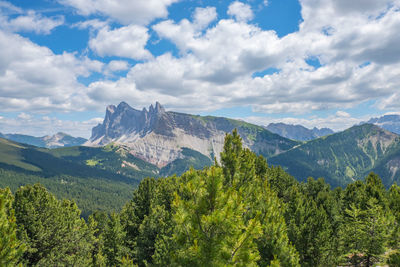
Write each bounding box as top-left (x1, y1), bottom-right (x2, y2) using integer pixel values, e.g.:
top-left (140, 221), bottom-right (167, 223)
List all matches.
top-left (146, 0), bottom-right (400, 114)
top-left (17, 112), bottom-right (32, 120)
top-left (193, 7), bottom-right (217, 30)
top-left (227, 1), bottom-right (254, 22)
top-left (107, 60), bottom-right (129, 72)
top-left (59, 0), bottom-right (179, 25)
top-left (0, 1), bottom-right (22, 13)
top-left (89, 25), bottom-right (152, 60)
top-left (335, 111), bottom-right (351, 118)
top-left (3, 0), bottom-right (400, 123)
top-left (0, 29), bottom-right (103, 112)
top-left (73, 19), bottom-right (108, 30)
top-left (103, 60), bottom-right (130, 77)
top-left (153, 16), bottom-right (282, 84)
top-left (0, 3), bottom-right (64, 34)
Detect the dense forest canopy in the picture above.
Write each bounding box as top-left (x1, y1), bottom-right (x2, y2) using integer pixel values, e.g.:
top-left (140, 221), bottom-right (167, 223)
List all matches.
top-left (1, 130), bottom-right (400, 266)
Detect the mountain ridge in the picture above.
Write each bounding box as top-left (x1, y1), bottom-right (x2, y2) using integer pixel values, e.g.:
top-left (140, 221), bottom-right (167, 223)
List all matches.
top-left (266, 122), bottom-right (334, 141)
top-left (0, 132), bottom-right (87, 148)
top-left (367, 114), bottom-right (400, 134)
top-left (269, 123), bottom-right (400, 187)
top-left (86, 102), bottom-right (299, 167)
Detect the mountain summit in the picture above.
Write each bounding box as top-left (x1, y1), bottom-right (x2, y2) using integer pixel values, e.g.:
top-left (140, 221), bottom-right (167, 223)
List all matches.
top-left (91, 101), bottom-right (166, 141)
top-left (87, 102), bottom-right (298, 167)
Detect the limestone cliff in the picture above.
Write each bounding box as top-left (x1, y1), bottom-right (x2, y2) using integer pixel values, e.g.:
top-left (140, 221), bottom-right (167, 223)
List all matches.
top-left (86, 102), bottom-right (299, 167)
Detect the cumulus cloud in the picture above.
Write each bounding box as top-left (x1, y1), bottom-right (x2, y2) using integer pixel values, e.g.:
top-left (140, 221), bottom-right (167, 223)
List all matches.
top-left (153, 12), bottom-right (282, 86)
top-left (0, 29), bottom-right (103, 112)
top-left (140, 0), bottom-right (400, 113)
top-left (89, 25), bottom-right (152, 60)
top-left (73, 19), bottom-right (108, 30)
top-left (227, 1), bottom-right (254, 22)
top-left (58, 0), bottom-right (179, 25)
top-left (0, 2), bottom-right (64, 34)
top-left (193, 7), bottom-right (217, 30)
top-left (3, 0), bottom-right (400, 125)
top-left (107, 60), bottom-right (129, 72)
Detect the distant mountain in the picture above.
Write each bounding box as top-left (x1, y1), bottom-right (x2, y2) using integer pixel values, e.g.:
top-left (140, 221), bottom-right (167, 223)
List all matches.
top-left (0, 132), bottom-right (87, 148)
top-left (269, 124), bottom-right (400, 188)
top-left (266, 123), bottom-right (334, 141)
top-left (86, 102), bottom-right (299, 167)
top-left (367, 114), bottom-right (400, 134)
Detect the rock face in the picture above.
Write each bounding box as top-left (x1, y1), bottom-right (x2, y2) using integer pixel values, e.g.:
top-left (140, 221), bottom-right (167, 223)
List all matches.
top-left (87, 102), bottom-right (299, 167)
top-left (266, 123), bottom-right (334, 141)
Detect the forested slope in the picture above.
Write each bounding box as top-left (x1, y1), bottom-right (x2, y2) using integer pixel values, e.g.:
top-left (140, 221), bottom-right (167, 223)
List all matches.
top-left (1, 130), bottom-right (400, 266)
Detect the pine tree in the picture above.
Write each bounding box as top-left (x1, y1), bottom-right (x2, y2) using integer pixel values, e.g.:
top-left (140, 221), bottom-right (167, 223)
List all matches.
top-left (0, 188), bottom-right (24, 266)
top-left (103, 213), bottom-right (129, 266)
top-left (340, 198), bottom-right (394, 266)
top-left (13, 184), bottom-right (94, 266)
top-left (171, 167), bottom-right (262, 266)
top-left (389, 183), bottom-right (400, 248)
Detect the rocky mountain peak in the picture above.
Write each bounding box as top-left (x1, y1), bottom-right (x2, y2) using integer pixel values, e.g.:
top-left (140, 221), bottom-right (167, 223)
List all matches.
top-left (107, 104), bottom-right (116, 111)
top-left (149, 101), bottom-right (165, 114)
top-left (89, 102), bottom-right (169, 143)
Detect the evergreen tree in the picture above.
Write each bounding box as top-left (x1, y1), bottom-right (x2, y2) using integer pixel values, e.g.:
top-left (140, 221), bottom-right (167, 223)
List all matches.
top-left (340, 198), bottom-right (394, 266)
top-left (121, 178), bottom-right (157, 257)
top-left (171, 167), bottom-right (262, 266)
top-left (284, 185), bottom-right (332, 266)
top-left (103, 213), bottom-right (129, 266)
top-left (0, 188), bottom-right (24, 266)
top-left (389, 183), bottom-right (400, 248)
top-left (13, 184), bottom-right (93, 266)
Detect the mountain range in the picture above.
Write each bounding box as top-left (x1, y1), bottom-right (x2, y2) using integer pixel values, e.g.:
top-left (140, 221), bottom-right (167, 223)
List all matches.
top-left (0, 132), bottom-right (87, 148)
top-left (2, 102), bottom-right (400, 195)
top-left (269, 124), bottom-right (400, 188)
top-left (367, 114), bottom-right (400, 134)
top-left (265, 123), bottom-right (334, 141)
top-left (86, 102), bottom-right (299, 167)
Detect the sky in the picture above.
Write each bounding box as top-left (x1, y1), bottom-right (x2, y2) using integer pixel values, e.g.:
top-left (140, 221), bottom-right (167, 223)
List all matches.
top-left (1, 0), bottom-right (400, 138)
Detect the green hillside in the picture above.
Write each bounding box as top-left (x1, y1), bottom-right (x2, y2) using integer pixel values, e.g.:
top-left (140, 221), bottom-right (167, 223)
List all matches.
top-left (160, 147), bottom-right (213, 176)
top-left (268, 124), bottom-right (400, 187)
top-left (0, 138), bottom-right (150, 216)
top-left (0, 138), bottom-right (41, 172)
top-left (0, 138), bottom-right (217, 216)
top-left (49, 143), bottom-right (160, 180)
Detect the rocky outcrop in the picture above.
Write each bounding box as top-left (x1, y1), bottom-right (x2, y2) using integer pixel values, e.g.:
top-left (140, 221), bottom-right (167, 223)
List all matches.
top-left (87, 102), bottom-right (299, 167)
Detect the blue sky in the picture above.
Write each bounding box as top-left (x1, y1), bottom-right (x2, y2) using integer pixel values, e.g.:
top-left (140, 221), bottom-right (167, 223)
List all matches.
top-left (0, 0), bottom-right (399, 137)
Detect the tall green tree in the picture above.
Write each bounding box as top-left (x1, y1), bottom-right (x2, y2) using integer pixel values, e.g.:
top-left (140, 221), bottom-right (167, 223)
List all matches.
top-left (103, 213), bottom-right (129, 266)
top-left (13, 184), bottom-right (93, 266)
top-left (389, 183), bottom-right (400, 248)
top-left (340, 198), bottom-right (394, 266)
top-left (284, 185), bottom-right (332, 266)
top-left (121, 177), bottom-right (157, 257)
top-left (0, 188), bottom-right (24, 266)
top-left (171, 167), bottom-right (262, 266)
